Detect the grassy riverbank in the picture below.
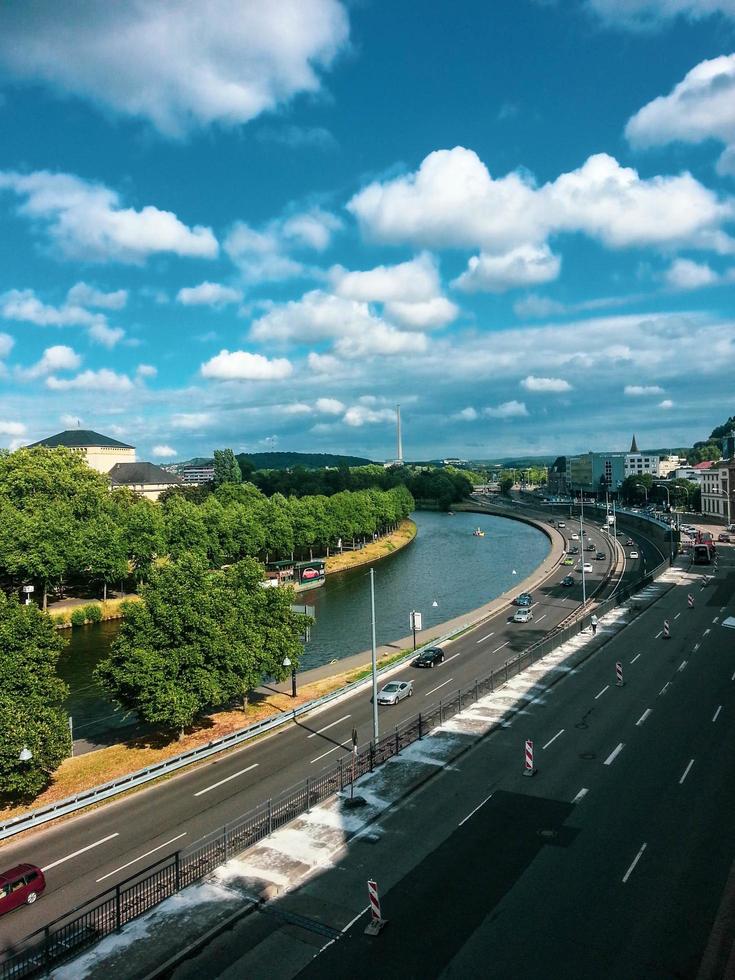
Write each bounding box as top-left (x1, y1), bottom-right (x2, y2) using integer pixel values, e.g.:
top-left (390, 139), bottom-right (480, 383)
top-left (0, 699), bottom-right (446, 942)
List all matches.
top-left (325, 517), bottom-right (416, 573)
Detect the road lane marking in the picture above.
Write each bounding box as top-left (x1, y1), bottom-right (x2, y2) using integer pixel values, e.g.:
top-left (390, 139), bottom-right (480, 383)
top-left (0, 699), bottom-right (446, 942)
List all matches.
top-left (679, 759), bottom-right (695, 785)
top-left (604, 742), bottom-right (624, 766)
top-left (660, 682), bottom-right (670, 695)
top-left (307, 715), bottom-right (351, 739)
top-left (636, 709), bottom-right (652, 727)
top-left (732, 670), bottom-right (735, 681)
top-left (594, 684), bottom-right (610, 700)
top-left (694, 643), bottom-right (700, 652)
top-left (571, 788), bottom-right (588, 804)
top-left (425, 677), bottom-right (455, 698)
top-left (341, 906), bottom-right (370, 934)
top-left (713, 617), bottom-right (719, 624)
top-left (674, 612), bottom-right (681, 620)
top-left (535, 614), bottom-right (547, 623)
top-left (713, 705), bottom-right (722, 723)
top-left (444, 652), bottom-right (461, 663)
top-left (311, 743), bottom-right (350, 764)
top-left (476, 631), bottom-right (495, 644)
top-left (96, 833), bottom-right (187, 883)
top-left (42, 834), bottom-right (120, 872)
top-left (542, 729), bottom-right (564, 750)
top-left (678, 660), bottom-right (687, 672)
top-left (492, 641), bottom-right (510, 654)
top-left (704, 628), bottom-right (711, 636)
top-left (655, 630), bottom-right (663, 639)
top-left (622, 843), bottom-right (647, 883)
top-left (194, 764), bottom-right (259, 797)
top-left (630, 654), bottom-right (641, 664)
top-left (459, 793), bottom-right (493, 827)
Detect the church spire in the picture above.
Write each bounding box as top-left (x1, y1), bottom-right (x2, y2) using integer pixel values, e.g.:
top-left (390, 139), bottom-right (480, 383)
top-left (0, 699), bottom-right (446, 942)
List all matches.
top-left (629, 434), bottom-right (639, 453)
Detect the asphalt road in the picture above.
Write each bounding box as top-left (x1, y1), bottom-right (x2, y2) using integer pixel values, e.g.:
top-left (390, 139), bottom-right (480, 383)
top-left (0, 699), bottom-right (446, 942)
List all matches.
top-left (0, 511), bottom-right (661, 954)
top-left (289, 545), bottom-right (735, 980)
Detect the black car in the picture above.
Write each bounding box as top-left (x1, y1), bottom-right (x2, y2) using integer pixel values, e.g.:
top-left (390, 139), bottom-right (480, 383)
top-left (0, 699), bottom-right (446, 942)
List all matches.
top-left (413, 646), bottom-right (445, 668)
top-left (595, 551), bottom-right (606, 560)
top-left (561, 575), bottom-right (575, 587)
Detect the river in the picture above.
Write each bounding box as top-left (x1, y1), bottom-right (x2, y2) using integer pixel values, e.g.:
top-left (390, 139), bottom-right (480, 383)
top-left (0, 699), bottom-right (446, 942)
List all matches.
top-left (58, 510), bottom-right (549, 742)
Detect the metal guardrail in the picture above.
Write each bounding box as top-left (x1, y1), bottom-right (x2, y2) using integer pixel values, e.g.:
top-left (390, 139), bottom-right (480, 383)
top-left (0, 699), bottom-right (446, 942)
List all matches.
top-left (0, 553), bottom-right (676, 979)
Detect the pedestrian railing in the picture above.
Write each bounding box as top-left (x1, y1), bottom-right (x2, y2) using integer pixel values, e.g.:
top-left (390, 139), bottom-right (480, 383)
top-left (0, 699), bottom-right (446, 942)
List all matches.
top-left (0, 553), bottom-right (676, 979)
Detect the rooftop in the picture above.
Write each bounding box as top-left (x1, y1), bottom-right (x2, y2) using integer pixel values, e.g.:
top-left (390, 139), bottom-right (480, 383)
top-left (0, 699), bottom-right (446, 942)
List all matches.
top-left (109, 462), bottom-right (183, 486)
top-left (29, 429), bottom-right (134, 450)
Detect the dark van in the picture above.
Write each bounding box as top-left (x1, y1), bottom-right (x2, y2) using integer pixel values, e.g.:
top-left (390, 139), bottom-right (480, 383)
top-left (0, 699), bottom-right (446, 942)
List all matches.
top-left (0, 864), bottom-right (46, 916)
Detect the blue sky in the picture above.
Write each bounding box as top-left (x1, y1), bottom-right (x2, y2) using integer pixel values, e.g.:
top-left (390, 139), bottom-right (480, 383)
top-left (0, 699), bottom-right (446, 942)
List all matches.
top-left (0, 0), bottom-right (734, 462)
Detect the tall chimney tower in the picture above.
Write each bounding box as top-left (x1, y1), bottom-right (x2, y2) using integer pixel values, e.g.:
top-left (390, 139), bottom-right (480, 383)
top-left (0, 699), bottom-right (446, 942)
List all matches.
top-left (396, 404), bottom-right (403, 463)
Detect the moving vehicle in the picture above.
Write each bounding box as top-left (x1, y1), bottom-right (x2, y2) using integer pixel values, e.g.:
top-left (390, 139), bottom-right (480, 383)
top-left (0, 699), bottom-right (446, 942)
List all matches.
top-left (571, 533), bottom-right (579, 540)
top-left (377, 680), bottom-right (414, 704)
top-left (693, 541), bottom-right (716, 564)
top-left (595, 551), bottom-right (606, 560)
top-left (562, 557), bottom-right (574, 566)
top-left (0, 865), bottom-right (46, 917)
top-left (513, 607), bottom-right (533, 623)
top-left (580, 562), bottom-right (593, 572)
top-left (569, 546), bottom-right (580, 555)
top-left (557, 522), bottom-right (566, 528)
top-left (626, 538), bottom-right (634, 546)
top-left (561, 575), bottom-right (575, 587)
top-left (513, 592), bottom-right (533, 607)
top-left (586, 543), bottom-right (595, 551)
top-left (718, 533), bottom-right (731, 543)
top-left (629, 550), bottom-right (639, 559)
top-left (413, 647), bottom-right (445, 668)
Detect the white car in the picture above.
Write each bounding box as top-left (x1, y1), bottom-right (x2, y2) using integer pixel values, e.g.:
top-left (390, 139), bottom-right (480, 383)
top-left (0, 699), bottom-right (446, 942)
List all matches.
top-left (376, 680), bottom-right (413, 705)
top-left (629, 550), bottom-right (639, 559)
top-left (571, 533), bottom-right (579, 540)
top-left (513, 607), bottom-right (533, 623)
top-left (579, 562), bottom-right (593, 572)
top-left (557, 522), bottom-right (566, 528)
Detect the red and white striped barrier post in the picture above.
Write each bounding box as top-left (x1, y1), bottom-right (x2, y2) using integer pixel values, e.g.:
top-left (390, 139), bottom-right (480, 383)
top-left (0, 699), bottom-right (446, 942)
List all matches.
top-left (687, 593), bottom-right (694, 609)
top-left (663, 620), bottom-right (670, 639)
top-left (522, 739), bottom-right (536, 777)
top-left (364, 879), bottom-right (387, 935)
top-left (616, 661), bottom-right (624, 687)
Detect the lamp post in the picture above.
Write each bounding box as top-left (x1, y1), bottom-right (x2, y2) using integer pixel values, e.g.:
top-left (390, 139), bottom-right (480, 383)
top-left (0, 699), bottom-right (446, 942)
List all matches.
top-left (369, 567), bottom-right (379, 744)
top-left (654, 484), bottom-right (674, 562)
top-left (579, 501), bottom-right (586, 606)
top-left (282, 656), bottom-right (297, 698)
top-left (635, 483), bottom-right (648, 504)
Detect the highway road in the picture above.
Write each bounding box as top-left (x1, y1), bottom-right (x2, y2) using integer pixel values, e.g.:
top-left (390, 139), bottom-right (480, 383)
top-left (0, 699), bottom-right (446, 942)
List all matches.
top-left (0, 510), bottom-right (662, 955)
top-left (187, 544), bottom-right (733, 980)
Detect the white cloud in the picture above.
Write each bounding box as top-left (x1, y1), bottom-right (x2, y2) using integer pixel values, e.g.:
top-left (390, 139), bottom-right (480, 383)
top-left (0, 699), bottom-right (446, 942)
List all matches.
top-left (332, 253), bottom-right (440, 303)
top-left (315, 397), bottom-right (345, 414)
top-left (171, 412), bottom-right (214, 429)
top-left (17, 344), bottom-right (81, 380)
top-left (176, 282), bottom-right (243, 307)
top-left (0, 287), bottom-right (124, 347)
top-left (453, 244), bottom-right (561, 293)
top-left (282, 402), bottom-right (313, 415)
top-left (0, 420), bottom-right (26, 437)
top-left (0, 170), bottom-right (218, 263)
top-left (281, 209), bottom-right (343, 251)
top-left (384, 296), bottom-right (459, 329)
top-left (335, 321), bottom-right (427, 358)
top-left (152, 445), bottom-right (177, 457)
top-left (514, 294), bottom-right (567, 319)
top-left (0, 333), bottom-right (14, 358)
top-left (453, 406), bottom-right (479, 421)
top-left (665, 258), bottom-right (719, 290)
top-left (520, 375), bottom-right (572, 392)
top-left (88, 321), bottom-right (125, 348)
top-left (585, 0), bottom-right (735, 30)
top-left (136, 364), bottom-right (157, 379)
top-left (659, 399), bottom-right (675, 409)
top-left (348, 147), bottom-right (734, 258)
top-left (201, 349), bottom-right (293, 381)
top-left (343, 405), bottom-right (396, 426)
top-left (66, 282), bottom-right (127, 309)
top-left (307, 351), bottom-right (341, 375)
top-left (626, 54), bottom-right (735, 175)
top-left (624, 384), bottom-right (665, 396)
top-left (225, 208), bottom-right (340, 284)
top-left (60, 413), bottom-right (82, 428)
top-left (483, 400), bottom-right (529, 418)
top-left (0, 0), bottom-right (350, 137)
top-left (46, 368), bottom-right (134, 391)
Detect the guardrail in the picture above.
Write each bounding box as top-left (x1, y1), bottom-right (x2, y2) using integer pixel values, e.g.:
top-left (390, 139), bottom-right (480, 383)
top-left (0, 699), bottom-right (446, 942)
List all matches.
top-left (0, 553), bottom-right (675, 979)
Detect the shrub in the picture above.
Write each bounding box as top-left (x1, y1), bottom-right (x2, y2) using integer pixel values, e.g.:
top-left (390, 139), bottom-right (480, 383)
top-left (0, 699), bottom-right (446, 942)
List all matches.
top-left (84, 604), bottom-right (102, 623)
top-left (70, 608), bottom-right (88, 627)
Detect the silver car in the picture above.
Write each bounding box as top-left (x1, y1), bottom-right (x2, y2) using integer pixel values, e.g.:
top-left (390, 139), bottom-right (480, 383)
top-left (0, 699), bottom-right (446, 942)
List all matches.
top-left (376, 680), bottom-right (414, 705)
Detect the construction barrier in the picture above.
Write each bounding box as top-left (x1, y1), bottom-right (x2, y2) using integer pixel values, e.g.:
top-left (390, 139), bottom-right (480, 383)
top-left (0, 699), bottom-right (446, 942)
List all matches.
top-left (663, 620), bottom-right (670, 639)
top-left (523, 738), bottom-right (536, 777)
top-left (616, 661), bottom-right (624, 687)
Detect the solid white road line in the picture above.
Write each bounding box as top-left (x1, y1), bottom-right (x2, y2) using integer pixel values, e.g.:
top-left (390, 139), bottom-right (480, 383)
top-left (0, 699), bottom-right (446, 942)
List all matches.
top-left (622, 843), bottom-right (647, 883)
top-left (594, 684), bottom-right (610, 700)
top-left (42, 834), bottom-right (120, 872)
top-left (604, 742), bottom-right (624, 766)
top-left (311, 743), bottom-right (350, 765)
top-left (96, 833), bottom-right (187, 883)
top-left (307, 715), bottom-right (351, 739)
top-left (636, 708), bottom-right (652, 727)
top-left (679, 759), bottom-right (695, 785)
top-left (425, 677), bottom-right (455, 698)
top-left (712, 705), bottom-right (722, 723)
top-left (660, 682), bottom-right (670, 695)
top-left (571, 787), bottom-right (589, 804)
top-left (459, 793), bottom-right (493, 827)
top-left (630, 653), bottom-right (641, 664)
top-left (542, 729), bottom-right (564, 750)
top-left (492, 641), bottom-right (510, 654)
top-left (342, 905), bottom-right (371, 934)
top-left (476, 631), bottom-right (495, 644)
top-left (194, 763), bottom-right (259, 797)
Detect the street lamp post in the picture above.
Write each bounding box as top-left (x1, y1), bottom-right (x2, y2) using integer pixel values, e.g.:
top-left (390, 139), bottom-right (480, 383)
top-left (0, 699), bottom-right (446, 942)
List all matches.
top-left (635, 483), bottom-right (648, 504)
top-left (654, 484), bottom-right (674, 562)
top-left (282, 656), bottom-right (297, 698)
top-left (369, 567), bottom-right (379, 745)
top-left (579, 502), bottom-right (586, 606)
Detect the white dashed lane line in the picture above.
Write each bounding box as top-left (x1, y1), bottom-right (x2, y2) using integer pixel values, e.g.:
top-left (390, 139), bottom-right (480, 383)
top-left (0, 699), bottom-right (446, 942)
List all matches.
top-left (425, 677), bottom-right (455, 698)
top-left (636, 708), bottom-right (652, 727)
top-left (476, 632), bottom-right (495, 644)
top-left (713, 705), bottom-right (722, 723)
top-left (42, 834), bottom-right (120, 872)
top-left (630, 653), bottom-right (641, 664)
top-left (96, 833), bottom-right (187, 883)
top-left (571, 787), bottom-right (588, 804)
top-left (307, 715), bottom-right (351, 739)
top-left (594, 685), bottom-right (609, 700)
top-left (542, 729), bottom-right (564, 750)
top-left (604, 743), bottom-right (624, 766)
top-left (622, 843), bottom-right (647, 883)
top-left (679, 759), bottom-right (695, 785)
top-left (194, 763), bottom-right (259, 797)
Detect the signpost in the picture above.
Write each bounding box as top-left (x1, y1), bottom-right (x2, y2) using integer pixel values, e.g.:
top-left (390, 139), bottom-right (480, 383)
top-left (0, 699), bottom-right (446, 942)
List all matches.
top-left (409, 610), bottom-right (423, 651)
top-left (22, 584), bottom-right (34, 606)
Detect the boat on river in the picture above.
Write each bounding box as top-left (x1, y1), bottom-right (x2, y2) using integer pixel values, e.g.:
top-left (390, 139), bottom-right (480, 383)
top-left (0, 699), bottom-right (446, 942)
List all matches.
top-left (472, 527), bottom-right (485, 537)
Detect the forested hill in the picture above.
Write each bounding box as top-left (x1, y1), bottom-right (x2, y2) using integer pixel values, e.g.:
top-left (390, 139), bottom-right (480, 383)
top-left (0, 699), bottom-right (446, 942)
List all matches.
top-left (236, 451), bottom-right (373, 470)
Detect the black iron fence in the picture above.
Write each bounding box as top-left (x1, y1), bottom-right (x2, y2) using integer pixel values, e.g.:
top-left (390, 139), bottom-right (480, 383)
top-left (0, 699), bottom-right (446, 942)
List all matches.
top-left (0, 557), bottom-right (671, 980)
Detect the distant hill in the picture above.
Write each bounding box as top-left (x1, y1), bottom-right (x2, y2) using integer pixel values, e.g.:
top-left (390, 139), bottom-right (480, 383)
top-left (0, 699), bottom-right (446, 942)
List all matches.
top-left (237, 451), bottom-right (374, 471)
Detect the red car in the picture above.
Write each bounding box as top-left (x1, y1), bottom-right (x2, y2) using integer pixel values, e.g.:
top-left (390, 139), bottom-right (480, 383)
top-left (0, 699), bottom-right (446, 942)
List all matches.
top-left (0, 864), bottom-right (46, 916)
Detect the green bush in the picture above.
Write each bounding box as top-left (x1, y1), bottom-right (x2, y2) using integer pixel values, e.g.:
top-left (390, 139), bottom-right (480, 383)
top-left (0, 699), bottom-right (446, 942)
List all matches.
top-left (84, 604), bottom-right (102, 623)
top-left (70, 608), bottom-right (88, 627)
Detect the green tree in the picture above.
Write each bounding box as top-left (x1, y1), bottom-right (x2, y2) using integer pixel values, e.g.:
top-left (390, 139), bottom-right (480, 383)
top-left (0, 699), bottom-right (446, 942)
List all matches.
top-left (95, 554), bottom-right (304, 735)
top-left (499, 477), bottom-right (513, 496)
top-left (213, 448), bottom-right (242, 486)
top-left (112, 491), bottom-right (165, 585)
top-left (0, 594), bottom-right (70, 800)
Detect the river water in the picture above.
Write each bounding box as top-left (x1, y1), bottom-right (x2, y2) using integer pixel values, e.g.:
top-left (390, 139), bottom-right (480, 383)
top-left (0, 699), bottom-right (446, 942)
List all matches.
top-left (58, 510), bottom-right (549, 742)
